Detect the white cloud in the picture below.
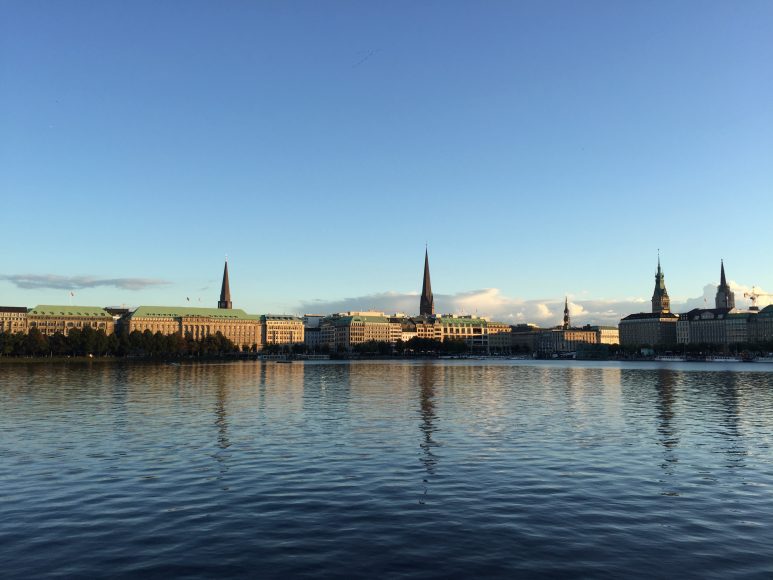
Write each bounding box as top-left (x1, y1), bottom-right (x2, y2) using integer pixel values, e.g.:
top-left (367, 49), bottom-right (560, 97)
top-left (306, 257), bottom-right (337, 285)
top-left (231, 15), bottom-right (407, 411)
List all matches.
top-left (0, 274), bottom-right (171, 291)
top-left (300, 289), bottom-right (651, 326)
top-left (297, 281), bottom-right (772, 327)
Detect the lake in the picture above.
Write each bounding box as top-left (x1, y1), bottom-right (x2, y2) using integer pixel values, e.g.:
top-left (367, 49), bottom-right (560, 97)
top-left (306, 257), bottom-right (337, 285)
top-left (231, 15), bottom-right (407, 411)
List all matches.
top-left (1, 360), bottom-right (772, 578)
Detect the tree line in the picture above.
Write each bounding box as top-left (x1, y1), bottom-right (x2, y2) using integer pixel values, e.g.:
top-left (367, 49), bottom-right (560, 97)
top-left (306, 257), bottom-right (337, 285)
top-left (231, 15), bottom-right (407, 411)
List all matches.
top-left (0, 327), bottom-right (246, 358)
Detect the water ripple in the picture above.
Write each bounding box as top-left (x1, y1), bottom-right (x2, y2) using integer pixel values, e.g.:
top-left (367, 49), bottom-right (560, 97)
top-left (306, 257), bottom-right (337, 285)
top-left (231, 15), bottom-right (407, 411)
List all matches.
top-left (2, 360), bottom-right (773, 578)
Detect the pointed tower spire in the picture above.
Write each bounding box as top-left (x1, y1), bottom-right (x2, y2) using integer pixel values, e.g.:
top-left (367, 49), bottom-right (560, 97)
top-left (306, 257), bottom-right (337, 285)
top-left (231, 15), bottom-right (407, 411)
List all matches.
top-left (218, 258), bottom-right (232, 309)
top-left (715, 259), bottom-right (735, 310)
top-left (652, 252), bottom-right (670, 314)
top-left (562, 297), bottom-right (570, 330)
top-left (419, 246), bottom-right (435, 316)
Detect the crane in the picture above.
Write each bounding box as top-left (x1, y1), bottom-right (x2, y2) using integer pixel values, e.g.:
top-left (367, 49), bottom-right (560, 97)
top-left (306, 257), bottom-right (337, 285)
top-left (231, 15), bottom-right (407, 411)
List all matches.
top-left (743, 286), bottom-right (773, 310)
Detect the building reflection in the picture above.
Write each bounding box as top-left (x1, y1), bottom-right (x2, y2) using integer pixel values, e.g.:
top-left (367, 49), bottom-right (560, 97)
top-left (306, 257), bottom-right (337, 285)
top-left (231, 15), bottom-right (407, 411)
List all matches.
top-left (418, 363), bottom-right (439, 480)
top-left (214, 370), bottom-right (230, 451)
top-left (716, 371), bottom-right (746, 468)
top-left (655, 368), bottom-right (679, 476)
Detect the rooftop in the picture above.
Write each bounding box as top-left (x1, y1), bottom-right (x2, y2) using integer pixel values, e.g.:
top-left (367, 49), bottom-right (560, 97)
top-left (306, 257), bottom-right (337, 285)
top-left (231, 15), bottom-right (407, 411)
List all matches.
top-left (131, 306), bottom-right (258, 320)
top-left (29, 305), bottom-right (112, 318)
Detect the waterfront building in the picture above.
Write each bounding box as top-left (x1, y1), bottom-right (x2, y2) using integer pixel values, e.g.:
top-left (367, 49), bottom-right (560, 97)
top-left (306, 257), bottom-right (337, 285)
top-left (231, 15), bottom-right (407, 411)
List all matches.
top-left (619, 256), bottom-right (678, 347)
top-left (486, 321), bottom-right (512, 354)
top-left (414, 316), bottom-right (442, 341)
top-left (594, 326), bottom-right (620, 345)
top-left (303, 315), bottom-right (325, 351)
top-left (319, 310), bottom-right (511, 354)
top-left (27, 305), bottom-right (115, 337)
top-left (673, 261), bottom-right (747, 348)
top-left (127, 306), bottom-right (262, 349)
top-left (262, 315), bottom-right (304, 346)
top-left (303, 326), bottom-right (322, 350)
top-left (320, 312), bottom-right (401, 352)
top-left (619, 312), bottom-right (678, 347)
top-left (676, 308), bottom-right (753, 347)
top-left (391, 316), bottom-right (417, 343)
top-left (535, 325), bottom-right (617, 356)
top-left (122, 261), bottom-right (309, 351)
top-left (438, 315), bottom-right (487, 351)
top-left (510, 323), bottom-right (542, 352)
top-left (675, 304), bottom-right (773, 348)
top-left (0, 306), bottom-right (27, 334)
top-left (420, 248), bottom-right (434, 316)
top-left (749, 305), bottom-right (773, 344)
top-left (537, 327), bottom-right (596, 355)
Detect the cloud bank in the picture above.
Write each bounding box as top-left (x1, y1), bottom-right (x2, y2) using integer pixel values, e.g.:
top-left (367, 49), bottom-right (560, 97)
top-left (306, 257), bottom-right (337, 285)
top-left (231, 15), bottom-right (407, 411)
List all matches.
top-left (298, 281), bottom-right (770, 327)
top-left (0, 274), bottom-right (170, 291)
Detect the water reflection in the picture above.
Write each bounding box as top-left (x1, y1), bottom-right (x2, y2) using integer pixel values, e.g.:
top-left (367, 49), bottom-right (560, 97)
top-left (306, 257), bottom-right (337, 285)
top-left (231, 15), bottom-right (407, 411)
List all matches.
top-left (418, 363), bottom-right (439, 483)
top-left (654, 369), bottom-right (679, 477)
top-left (716, 372), bottom-right (746, 468)
top-left (214, 372), bottom-right (230, 451)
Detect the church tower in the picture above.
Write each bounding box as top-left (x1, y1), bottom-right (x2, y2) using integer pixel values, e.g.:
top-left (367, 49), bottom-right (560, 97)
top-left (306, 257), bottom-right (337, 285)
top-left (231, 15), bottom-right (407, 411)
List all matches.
top-left (651, 254), bottom-right (671, 314)
top-left (562, 297), bottom-right (570, 330)
top-left (218, 259), bottom-right (232, 309)
top-left (419, 247), bottom-right (435, 316)
top-left (715, 260), bottom-right (735, 311)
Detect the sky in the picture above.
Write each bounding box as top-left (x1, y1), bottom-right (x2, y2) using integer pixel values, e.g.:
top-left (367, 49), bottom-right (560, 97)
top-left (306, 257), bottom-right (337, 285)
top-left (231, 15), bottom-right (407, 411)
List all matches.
top-left (1, 1), bottom-right (772, 326)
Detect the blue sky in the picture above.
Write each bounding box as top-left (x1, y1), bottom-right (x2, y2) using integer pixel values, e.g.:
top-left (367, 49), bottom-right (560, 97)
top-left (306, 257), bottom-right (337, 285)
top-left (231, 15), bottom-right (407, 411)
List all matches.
top-left (1, 1), bottom-right (772, 324)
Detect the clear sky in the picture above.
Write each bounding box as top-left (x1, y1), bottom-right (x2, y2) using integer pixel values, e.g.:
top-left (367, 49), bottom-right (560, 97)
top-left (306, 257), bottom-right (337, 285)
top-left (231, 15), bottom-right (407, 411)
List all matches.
top-left (2, 1), bottom-right (772, 325)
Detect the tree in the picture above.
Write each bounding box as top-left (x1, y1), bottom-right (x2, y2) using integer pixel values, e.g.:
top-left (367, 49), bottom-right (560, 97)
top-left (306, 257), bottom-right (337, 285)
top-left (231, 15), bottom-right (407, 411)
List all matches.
top-left (25, 327), bottom-right (48, 356)
top-left (49, 332), bottom-right (69, 356)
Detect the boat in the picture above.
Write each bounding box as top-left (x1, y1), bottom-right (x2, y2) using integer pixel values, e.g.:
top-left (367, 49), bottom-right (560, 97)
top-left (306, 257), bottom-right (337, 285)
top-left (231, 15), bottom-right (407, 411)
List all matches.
top-left (654, 355), bottom-right (685, 362)
top-left (705, 355), bottom-right (742, 363)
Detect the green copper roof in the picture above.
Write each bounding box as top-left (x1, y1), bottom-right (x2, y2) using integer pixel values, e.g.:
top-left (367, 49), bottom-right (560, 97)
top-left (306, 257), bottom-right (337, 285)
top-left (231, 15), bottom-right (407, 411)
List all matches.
top-left (131, 306), bottom-right (257, 320)
top-left (29, 305), bottom-right (112, 317)
top-left (437, 316), bottom-right (488, 326)
top-left (333, 315), bottom-right (391, 326)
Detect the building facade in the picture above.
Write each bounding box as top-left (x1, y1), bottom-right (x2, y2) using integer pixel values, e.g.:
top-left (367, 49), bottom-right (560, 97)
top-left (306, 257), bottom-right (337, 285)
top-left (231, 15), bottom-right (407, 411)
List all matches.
top-left (619, 312), bottom-right (678, 347)
top-left (127, 306), bottom-right (262, 349)
top-left (0, 306), bottom-right (27, 334)
top-left (320, 312), bottom-right (400, 351)
top-left (27, 305), bottom-right (115, 337)
top-left (510, 324), bottom-right (542, 352)
top-left (749, 305), bottom-right (773, 344)
top-left (262, 315), bottom-right (304, 346)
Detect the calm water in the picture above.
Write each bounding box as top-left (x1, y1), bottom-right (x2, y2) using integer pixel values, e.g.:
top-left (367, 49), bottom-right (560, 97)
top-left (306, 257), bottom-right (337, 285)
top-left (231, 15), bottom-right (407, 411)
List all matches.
top-left (1, 360), bottom-right (773, 579)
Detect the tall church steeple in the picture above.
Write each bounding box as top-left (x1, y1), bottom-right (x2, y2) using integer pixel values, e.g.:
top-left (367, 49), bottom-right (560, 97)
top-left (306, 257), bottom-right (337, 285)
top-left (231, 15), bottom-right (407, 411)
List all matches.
top-left (651, 252), bottom-right (671, 314)
top-left (218, 258), bottom-right (232, 309)
top-left (715, 259), bottom-right (735, 310)
top-left (562, 297), bottom-right (570, 330)
top-left (419, 247), bottom-right (435, 316)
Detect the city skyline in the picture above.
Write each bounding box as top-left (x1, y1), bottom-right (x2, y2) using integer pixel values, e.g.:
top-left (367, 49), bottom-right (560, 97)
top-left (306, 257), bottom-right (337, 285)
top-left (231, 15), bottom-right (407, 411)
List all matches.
top-left (2, 2), bottom-right (772, 324)
top-left (1, 252), bottom-right (768, 328)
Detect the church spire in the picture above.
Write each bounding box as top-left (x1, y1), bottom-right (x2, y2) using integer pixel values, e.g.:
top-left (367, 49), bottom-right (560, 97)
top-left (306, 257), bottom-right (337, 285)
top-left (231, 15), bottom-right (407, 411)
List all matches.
top-left (218, 258), bottom-right (232, 309)
top-left (652, 251), bottom-right (670, 314)
top-left (562, 297), bottom-right (570, 330)
top-left (715, 259), bottom-right (735, 311)
top-left (419, 246), bottom-right (435, 316)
